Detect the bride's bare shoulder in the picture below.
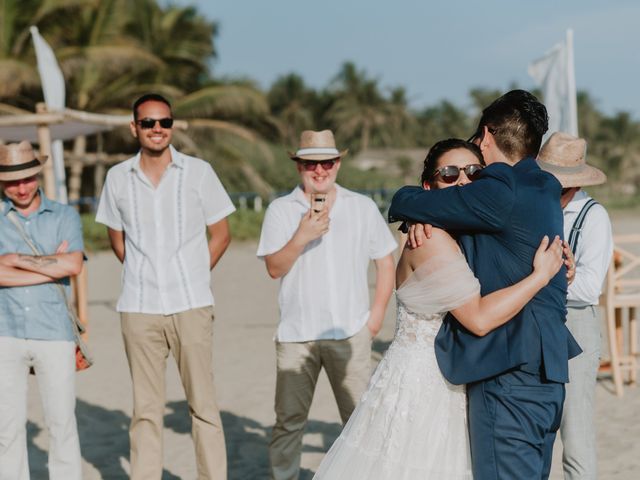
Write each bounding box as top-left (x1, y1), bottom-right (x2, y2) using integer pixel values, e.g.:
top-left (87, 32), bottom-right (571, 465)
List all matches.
top-left (402, 228), bottom-right (459, 270)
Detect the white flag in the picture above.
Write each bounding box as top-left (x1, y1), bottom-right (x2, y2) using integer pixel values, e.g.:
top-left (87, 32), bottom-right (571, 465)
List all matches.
top-left (528, 29), bottom-right (578, 141)
top-left (30, 26), bottom-right (68, 203)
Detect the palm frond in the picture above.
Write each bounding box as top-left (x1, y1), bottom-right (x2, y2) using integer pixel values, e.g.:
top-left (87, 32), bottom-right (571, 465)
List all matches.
top-left (174, 85), bottom-right (269, 119)
top-left (0, 59), bottom-right (38, 98)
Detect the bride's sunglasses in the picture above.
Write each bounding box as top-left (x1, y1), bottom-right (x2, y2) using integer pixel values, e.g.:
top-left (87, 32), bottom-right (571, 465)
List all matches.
top-left (432, 164), bottom-right (484, 183)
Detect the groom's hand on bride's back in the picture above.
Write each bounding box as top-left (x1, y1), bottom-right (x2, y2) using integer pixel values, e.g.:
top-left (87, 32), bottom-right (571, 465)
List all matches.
top-left (405, 222), bottom-right (433, 249)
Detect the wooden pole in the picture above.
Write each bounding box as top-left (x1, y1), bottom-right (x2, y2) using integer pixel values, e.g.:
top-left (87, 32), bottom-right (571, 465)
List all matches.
top-left (35, 103), bottom-right (56, 200)
top-left (68, 135), bottom-right (86, 204)
top-left (72, 266), bottom-right (89, 341)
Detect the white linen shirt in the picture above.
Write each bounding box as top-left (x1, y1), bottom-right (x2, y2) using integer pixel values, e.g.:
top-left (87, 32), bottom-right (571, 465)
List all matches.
top-left (257, 184), bottom-right (397, 342)
top-left (96, 145), bottom-right (235, 314)
top-left (563, 190), bottom-right (613, 306)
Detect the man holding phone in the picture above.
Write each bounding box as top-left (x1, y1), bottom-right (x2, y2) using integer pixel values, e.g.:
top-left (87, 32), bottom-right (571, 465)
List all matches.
top-left (257, 130), bottom-right (396, 480)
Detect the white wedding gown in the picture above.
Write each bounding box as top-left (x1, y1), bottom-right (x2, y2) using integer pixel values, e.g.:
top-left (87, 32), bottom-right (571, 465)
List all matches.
top-left (313, 252), bottom-right (480, 480)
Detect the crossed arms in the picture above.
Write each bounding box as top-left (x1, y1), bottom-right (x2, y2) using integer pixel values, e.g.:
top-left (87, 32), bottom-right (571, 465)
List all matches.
top-left (0, 242), bottom-right (83, 287)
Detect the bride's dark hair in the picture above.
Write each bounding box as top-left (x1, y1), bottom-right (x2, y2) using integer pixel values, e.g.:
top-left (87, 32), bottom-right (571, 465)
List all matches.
top-left (420, 139), bottom-right (484, 185)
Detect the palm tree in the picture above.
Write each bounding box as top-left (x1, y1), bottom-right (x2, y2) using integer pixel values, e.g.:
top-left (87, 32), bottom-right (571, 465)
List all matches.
top-left (127, 0), bottom-right (216, 93)
top-left (170, 80), bottom-right (277, 196)
top-left (0, 0), bottom-right (47, 103)
top-left (325, 62), bottom-right (391, 151)
top-left (56, 0), bottom-right (163, 113)
top-left (386, 86), bottom-right (416, 147)
top-left (416, 100), bottom-right (471, 148)
top-left (467, 87), bottom-right (503, 128)
top-left (268, 73), bottom-right (316, 146)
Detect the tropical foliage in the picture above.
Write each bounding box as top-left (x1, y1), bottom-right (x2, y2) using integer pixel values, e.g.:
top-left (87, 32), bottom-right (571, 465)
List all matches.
top-left (1, 0), bottom-right (639, 202)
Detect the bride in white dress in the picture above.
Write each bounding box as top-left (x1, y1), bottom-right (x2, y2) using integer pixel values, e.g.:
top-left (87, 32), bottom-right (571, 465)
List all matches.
top-left (313, 139), bottom-right (564, 480)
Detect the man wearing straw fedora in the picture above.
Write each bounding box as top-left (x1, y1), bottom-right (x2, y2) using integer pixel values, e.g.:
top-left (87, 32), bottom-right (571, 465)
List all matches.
top-left (0, 141), bottom-right (84, 480)
top-left (538, 132), bottom-right (613, 480)
top-left (257, 130), bottom-right (396, 480)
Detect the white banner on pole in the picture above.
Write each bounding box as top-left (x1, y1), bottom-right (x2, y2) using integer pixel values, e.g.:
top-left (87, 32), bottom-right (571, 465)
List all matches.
top-left (528, 29), bottom-right (578, 142)
top-left (30, 26), bottom-right (68, 203)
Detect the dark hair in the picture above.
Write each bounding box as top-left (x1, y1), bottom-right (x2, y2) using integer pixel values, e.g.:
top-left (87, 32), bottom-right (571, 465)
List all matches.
top-left (132, 93), bottom-right (172, 120)
top-left (474, 89), bottom-right (548, 161)
top-left (420, 138), bottom-right (484, 185)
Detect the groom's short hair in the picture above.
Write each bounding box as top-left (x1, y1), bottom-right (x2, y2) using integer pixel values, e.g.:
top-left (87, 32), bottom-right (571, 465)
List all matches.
top-left (477, 90), bottom-right (548, 161)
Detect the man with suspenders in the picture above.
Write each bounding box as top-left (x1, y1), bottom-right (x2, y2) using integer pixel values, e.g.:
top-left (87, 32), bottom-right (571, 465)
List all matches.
top-left (537, 132), bottom-right (613, 480)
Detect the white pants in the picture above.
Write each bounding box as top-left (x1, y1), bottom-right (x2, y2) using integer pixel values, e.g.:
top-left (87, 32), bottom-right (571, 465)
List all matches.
top-left (0, 337), bottom-right (81, 480)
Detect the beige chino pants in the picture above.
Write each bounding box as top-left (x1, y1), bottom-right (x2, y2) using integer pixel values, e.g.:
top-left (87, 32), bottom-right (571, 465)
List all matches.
top-left (121, 307), bottom-right (226, 480)
top-left (269, 325), bottom-right (372, 480)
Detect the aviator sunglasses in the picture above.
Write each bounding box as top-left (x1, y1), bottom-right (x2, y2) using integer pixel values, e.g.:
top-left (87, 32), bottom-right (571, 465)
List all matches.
top-left (297, 159), bottom-right (337, 171)
top-left (136, 117), bottom-right (174, 129)
top-left (432, 164), bottom-right (484, 183)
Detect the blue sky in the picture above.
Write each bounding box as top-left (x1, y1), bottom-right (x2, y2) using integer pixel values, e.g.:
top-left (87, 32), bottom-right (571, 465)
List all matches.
top-left (172, 0), bottom-right (640, 118)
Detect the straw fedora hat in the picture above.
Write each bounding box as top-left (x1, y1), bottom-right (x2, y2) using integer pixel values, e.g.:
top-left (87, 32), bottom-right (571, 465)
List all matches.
top-left (536, 132), bottom-right (606, 188)
top-left (288, 130), bottom-right (348, 161)
top-left (0, 141), bottom-right (48, 182)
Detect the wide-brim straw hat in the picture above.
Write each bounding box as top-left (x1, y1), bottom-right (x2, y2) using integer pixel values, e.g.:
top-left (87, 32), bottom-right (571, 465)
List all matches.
top-left (536, 132), bottom-right (606, 188)
top-left (0, 141), bottom-right (48, 181)
top-left (288, 129), bottom-right (348, 161)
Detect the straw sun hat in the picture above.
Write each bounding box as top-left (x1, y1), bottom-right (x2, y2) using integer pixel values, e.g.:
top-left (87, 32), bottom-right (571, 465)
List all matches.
top-left (288, 130), bottom-right (348, 161)
top-left (0, 141), bottom-right (48, 182)
top-left (536, 132), bottom-right (606, 188)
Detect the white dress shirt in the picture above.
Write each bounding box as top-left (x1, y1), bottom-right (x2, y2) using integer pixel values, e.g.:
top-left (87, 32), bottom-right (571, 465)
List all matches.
top-left (563, 190), bottom-right (613, 306)
top-left (96, 145), bottom-right (235, 314)
top-left (257, 184), bottom-right (397, 342)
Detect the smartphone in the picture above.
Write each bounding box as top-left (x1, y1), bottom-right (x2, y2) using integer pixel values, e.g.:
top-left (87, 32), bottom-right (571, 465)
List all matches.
top-left (310, 193), bottom-right (327, 213)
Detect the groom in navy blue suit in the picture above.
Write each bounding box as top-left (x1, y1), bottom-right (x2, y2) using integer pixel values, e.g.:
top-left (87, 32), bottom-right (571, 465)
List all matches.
top-left (389, 90), bottom-right (582, 479)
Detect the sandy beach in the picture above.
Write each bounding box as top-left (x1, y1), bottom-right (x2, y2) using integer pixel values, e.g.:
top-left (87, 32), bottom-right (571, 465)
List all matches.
top-left (24, 211), bottom-right (640, 479)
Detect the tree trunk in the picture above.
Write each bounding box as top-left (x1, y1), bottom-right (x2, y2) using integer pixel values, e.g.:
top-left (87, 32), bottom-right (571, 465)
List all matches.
top-left (68, 136), bottom-right (86, 204)
top-left (361, 122), bottom-right (371, 151)
top-left (93, 133), bottom-right (106, 205)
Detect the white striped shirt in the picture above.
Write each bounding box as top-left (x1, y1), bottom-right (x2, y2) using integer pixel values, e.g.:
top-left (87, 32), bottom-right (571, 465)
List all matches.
top-left (96, 145), bottom-right (235, 314)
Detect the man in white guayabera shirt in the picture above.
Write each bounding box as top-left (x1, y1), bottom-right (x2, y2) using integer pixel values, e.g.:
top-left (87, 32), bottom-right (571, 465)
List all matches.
top-left (537, 132), bottom-right (613, 480)
top-left (96, 93), bottom-right (235, 480)
top-left (257, 130), bottom-right (397, 480)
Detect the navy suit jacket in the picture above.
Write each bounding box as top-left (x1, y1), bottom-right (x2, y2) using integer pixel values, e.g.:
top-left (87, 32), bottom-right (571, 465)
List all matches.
top-left (389, 158), bottom-right (582, 384)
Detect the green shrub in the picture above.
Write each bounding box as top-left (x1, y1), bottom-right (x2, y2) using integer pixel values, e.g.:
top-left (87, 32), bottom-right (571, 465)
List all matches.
top-left (227, 209), bottom-right (265, 241)
top-left (81, 214), bottom-right (111, 252)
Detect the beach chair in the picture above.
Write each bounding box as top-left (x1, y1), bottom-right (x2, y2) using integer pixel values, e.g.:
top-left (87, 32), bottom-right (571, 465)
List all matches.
top-left (599, 234), bottom-right (640, 396)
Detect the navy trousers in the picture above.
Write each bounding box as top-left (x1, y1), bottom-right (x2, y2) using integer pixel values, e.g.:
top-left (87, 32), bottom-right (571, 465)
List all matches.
top-left (467, 370), bottom-right (565, 480)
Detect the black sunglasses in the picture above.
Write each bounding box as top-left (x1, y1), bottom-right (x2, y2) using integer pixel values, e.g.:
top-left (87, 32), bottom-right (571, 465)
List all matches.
top-left (467, 126), bottom-right (496, 143)
top-left (432, 164), bottom-right (484, 183)
top-left (136, 117), bottom-right (174, 129)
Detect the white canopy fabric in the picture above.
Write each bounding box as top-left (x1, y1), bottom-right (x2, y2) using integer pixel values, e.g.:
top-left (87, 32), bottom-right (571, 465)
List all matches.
top-left (0, 119), bottom-right (113, 143)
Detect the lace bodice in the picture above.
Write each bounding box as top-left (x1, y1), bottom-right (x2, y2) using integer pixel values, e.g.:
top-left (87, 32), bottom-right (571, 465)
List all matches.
top-left (393, 302), bottom-right (444, 348)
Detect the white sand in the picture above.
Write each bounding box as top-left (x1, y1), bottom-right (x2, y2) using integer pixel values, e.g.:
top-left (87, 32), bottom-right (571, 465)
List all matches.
top-left (23, 211), bottom-right (640, 479)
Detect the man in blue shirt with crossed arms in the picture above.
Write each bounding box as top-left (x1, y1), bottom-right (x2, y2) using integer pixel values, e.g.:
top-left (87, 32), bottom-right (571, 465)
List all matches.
top-left (0, 141), bottom-right (84, 480)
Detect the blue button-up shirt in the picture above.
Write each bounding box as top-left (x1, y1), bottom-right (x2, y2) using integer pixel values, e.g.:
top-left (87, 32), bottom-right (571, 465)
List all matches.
top-left (0, 191), bottom-right (84, 341)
